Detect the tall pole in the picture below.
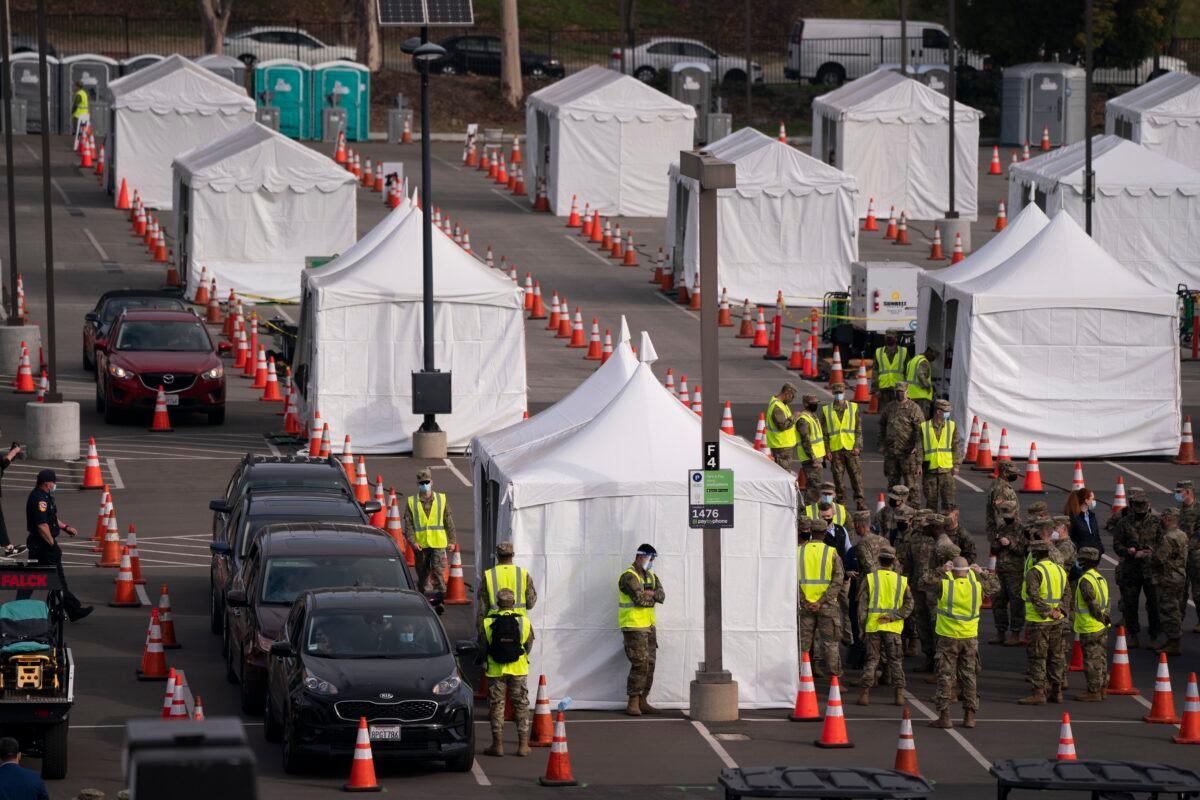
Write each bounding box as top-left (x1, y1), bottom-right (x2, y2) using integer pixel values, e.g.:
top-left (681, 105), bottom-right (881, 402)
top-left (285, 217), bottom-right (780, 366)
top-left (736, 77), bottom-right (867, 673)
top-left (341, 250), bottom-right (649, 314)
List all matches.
top-left (1083, 0), bottom-right (1094, 235)
top-left (0, 0), bottom-right (18, 323)
top-left (418, 25), bottom-right (437, 433)
top-left (35, 0), bottom-right (57, 401)
top-left (945, 0), bottom-right (957, 219)
top-left (899, 0), bottom-right (908, 75)
top-left (743, 0), bottom-right (751, 119)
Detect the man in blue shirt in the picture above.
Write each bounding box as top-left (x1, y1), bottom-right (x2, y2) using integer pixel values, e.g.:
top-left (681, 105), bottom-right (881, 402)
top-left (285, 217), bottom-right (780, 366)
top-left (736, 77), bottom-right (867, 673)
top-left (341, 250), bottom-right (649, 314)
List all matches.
top-left (0, 737), bottom-right (49, 800)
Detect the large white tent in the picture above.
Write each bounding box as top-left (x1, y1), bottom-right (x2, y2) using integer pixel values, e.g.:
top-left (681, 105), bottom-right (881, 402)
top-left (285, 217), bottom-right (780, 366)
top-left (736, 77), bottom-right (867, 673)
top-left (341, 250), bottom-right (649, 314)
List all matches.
top-left (1105, 72), bottom-right (1200, 169)
top-left (945, 212), bottom-right (1180, 459)
top-left (1007, 135), bottom-right (1200, 290)
top-left (812, 69), bottom-right (982, 221)
top-left (476, 357), bottom-right (799, 710)
top-left (526, 65), bottom-right (695, 217)
top-left (665, 127), bottom-right (859, 305)
top-left (295, 203), bottom-right (526, 454)
top-left (172, 122), bottom-right (357, 303)
top-left (106, 54), bottom-right (255, 210)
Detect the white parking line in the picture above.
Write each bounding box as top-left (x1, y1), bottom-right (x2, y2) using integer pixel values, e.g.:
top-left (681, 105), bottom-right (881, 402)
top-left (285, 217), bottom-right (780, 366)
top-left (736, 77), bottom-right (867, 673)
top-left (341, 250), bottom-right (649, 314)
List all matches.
top-left (83, 228), bottom-right (109, 261)
top-left (50, 177), bottom-right (71, 206)
top-left (492, 188), bottom-right (532, 212)
top-left (650, 287), bottom-right (700, 319)
top-left (566, 233), bottom-right (622, 267)
top-left (905, 693), bottom-right (991, 770)
top-left (441, 458), bottom-right (470, 487)
top-left (955, 473), bottom-right (984, 493)
top-left (135, 584), bottom-right (151, 606)
top-left (470, 759), bottom-right (491, 786)
top-left (1103, 461), bottom-right (1171, 494)
top-left (689, 719), bottom-right (738, 769)
top-left (106, 458), bottom-right (124, 489)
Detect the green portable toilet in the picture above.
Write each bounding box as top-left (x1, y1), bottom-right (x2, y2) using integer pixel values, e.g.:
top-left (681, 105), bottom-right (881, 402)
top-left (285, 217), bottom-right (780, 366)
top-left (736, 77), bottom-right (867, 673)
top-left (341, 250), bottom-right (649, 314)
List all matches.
top-left (254, 58), bottom-right (310, 139)
top-left (310, 60), bottom-right (369, 142)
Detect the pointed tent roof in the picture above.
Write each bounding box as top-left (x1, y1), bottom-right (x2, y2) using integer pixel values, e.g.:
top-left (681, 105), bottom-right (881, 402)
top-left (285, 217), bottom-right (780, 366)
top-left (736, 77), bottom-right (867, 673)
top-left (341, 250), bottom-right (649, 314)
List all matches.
top-left (1010, 134), bottom-right (1200, 196)
top-left (1106, 71), bottom-right (1200, 122)
top-left (526, 65), bottom-right (695, 122)
top-left (174, 122), bottom-right (355, 193)
top-left (918, 202), bottom-right (1049, 296)
top-left (670, 126), bottom-right (857, 196)
top-left (946, 211), bottom-right (1177, 315)
top-left (108, 53), bottom-right (254, 115)
top-left (498, 363), bottom-right (795, 509)
top-left (813, 68), bottom-right (983, 123)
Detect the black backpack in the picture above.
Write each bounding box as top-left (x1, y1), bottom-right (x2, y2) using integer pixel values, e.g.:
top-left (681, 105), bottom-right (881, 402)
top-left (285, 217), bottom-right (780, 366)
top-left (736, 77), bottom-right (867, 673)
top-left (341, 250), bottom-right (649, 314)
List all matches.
top-left (487, 614), bottom-right (524, 664)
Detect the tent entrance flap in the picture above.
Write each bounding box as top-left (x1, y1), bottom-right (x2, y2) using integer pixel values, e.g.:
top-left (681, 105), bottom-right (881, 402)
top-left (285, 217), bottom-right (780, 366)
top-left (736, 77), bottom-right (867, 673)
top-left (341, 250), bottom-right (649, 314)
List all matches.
top-left (938, 298), bottom-right (958, 396)
top-left (536, 109), bottom-right (550, 189)
top-left (672, 182), bottom-right (690, 270)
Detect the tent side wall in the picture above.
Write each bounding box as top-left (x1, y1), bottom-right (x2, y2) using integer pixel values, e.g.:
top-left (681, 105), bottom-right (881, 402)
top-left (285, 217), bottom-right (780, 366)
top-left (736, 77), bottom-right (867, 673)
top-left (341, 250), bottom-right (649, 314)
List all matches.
top-left (1129, 119), bottom-right (1200, 170)
top-left (841, 117), bottom-right (908, 218)
top-left (550, 115), bottom-right (620, 216)
top-left (614, 116), bottom-right (694, 218)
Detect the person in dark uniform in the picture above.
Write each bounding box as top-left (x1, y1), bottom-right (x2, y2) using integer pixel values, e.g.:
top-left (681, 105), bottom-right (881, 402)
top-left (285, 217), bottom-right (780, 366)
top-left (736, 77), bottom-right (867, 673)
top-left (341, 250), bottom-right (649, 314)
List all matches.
top-left (0, 441), bottom-right (27, 556)
top-left (22, 470), bottom-right (92, 621)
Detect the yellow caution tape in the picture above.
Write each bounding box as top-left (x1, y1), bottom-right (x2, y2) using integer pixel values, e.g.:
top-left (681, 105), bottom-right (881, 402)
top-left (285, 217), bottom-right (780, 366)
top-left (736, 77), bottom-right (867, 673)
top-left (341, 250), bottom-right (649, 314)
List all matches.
top-left (238, 293), bottom-right (299, 305)
top-left (258, 319), bottom-right (297, 339)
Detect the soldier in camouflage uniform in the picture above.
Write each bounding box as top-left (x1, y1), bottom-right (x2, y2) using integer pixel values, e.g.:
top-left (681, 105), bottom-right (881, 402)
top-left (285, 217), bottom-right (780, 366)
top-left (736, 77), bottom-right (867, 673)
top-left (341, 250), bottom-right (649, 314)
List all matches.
top-left (915, 400), bottom-right (962, 512)
top-left (480, 589), bottom-right (533, 756)
top-left (1019, 540), bottom-right (1068, 705)
top-left (618, 544), bottom-right (665, 716)
top-left (944, 504), bottom-right (977, 563)
top-left (1151, 506), bottom-right (1188, 656)
top-left (878, 380), bottom-right (924, 491)
top-left (877, 485), bottom-right (912, 544)
top-left (1072, 547), bottom-right (1111, 701)
top-left (822, 382), bottom-right (866, 510)
top-left (871, 330), bottom-right (909, 418)
top-left (988, 500), bottom-right (1027, 646)
top-left (766, 383), bottom-right (800, 471)
top-left (899, 510), bottom-right (938, 671)
top-left (854, 510), bottom-right (893, 574)
top-left (985, 462), bottom-right (1021, 536)
top-left (855, 546), bottom-right (912, 706)
top-left (795, 394), bottom-right (827, 505)
top-left (796, 519), bottom-right (845, 678)
top-left (1108, 489), bottom-right (1161, 648)
top-left (1176, 480), bottom-right (1200, 633)
top-left (1050, 516), bottom-right (1077, 690)
top-left (1026, 500), bottom-right (1051, 523)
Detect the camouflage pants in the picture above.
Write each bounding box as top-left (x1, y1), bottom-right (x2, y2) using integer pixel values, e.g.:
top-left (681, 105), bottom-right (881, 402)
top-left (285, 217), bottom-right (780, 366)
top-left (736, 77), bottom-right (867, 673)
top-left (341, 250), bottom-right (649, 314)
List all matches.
top-left (883, 452), bottom-right (919, 495)
top-left (1079, 631), bottom-right (1108, 693)
top-left (415, 547), bottom-right (448, 596)
top-left (771, 448), bottom-right (793, 471)
top-left (1116, 567), bottom-right (1159, 636)
top-left (934, 635), bottom-right (979, 712)
top-left (798, 604), bottom-right (842, 676)
top-left (487, 674), bottom-right (530, 737)
top-left (1026, 622), bottom-right (1063, 693)
top-left (921, 471), bottom-right (955, 512)
top-left (1188, 551), bottom-right (1200, 626)
top-left (623, 628), bottom-right (657, 697)
top-left (861, 631), bottom-right (905, 689)
top-left (1057, 623), bottom-right (1073, 689)
top-left (992, 566), bottom-right (1026, 635)
top-left (911, 593), bottom-right (935, 661)
top-left (1157, 578), bottom-right (1186, 639)
top-left (799, 460), bottom-right (825, 505)
top-left (828, 450), bottom-right (865, 509)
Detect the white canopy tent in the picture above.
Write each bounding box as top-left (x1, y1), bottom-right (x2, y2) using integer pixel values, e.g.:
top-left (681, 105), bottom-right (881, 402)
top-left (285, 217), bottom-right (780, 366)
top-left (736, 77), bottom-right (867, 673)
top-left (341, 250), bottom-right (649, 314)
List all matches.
top-left (106, 54), bottom-right (255, 209)
top-left (664, 127), bottom-right (859, 305)
top-left (812, 68), bottom-right (982, 220)
top-left (1105, 72), bottom-right (1200, 169)
top-left (478, 358), bottom-right (799, 710)
top-left (526, 65), bottom-right (695, 217)
top-left (1007, 135), bottom-right (1200, 290)
top-left (172, 122), bottom-right (357, 303)
top-left (295, 203), bottom-right (526, 454)
top-left (945, 212), bottom-right (1180, 459)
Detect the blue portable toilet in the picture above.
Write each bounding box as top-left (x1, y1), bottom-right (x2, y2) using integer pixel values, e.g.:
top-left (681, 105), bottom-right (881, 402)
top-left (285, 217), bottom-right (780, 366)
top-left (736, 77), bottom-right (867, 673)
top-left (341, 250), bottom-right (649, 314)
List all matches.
top-left (310, 60), bottom-right (369, 142)
top-left (254, 58), bottom-right (310, 139)
top-left (10, 53), bottom-right (59, 133)
top-left (120, 54), bottom-right (164, 76)
top-left (59, 54), bottom-right (118, 134)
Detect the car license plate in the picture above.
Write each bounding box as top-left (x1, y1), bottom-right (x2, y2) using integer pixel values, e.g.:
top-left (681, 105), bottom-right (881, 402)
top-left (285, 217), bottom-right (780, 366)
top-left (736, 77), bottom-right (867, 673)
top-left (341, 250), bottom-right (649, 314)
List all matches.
top-left (163, 394), bottom-right (179, 406)
top-left (369, 724), bottom-right (400, 741)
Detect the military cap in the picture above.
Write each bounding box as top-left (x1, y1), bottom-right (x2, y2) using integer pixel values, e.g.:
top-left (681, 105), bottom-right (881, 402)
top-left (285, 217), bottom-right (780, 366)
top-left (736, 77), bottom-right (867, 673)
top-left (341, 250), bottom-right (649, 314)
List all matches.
top-left (495, 588), bottom-right (516, 609)
top-left (416, 467), bottom-right (433, 481)
top-left (894, 380), bottom-right (908, 390)
top-left (888, 485), bottom-right (911, 500)
top-left (852, 510), bottom-right (872, 523)
top-left (1027, 500), bottom-right (1048, 515)
top-left (1177, 480), bottom-right (1194, 491)
top-left (1029, 539), bottom-right (1052, 552)
top-left (797, 516), bottom-right (813, 532)
top-left (1077, 546), bottom-right (1101, 562)
top-left (781, 382), bottom-right (798, 394)
top-left (934, 535), bottom-right (961, 561)
top-left (496, 541), bottom-right (515, 557)
top-left (1032, 518), bottom-right (1055, 532)
top-left (925, 345), bottom-right (941, 357)
top-left (636, 543), bottom-right (658, 556)
top-left (893, 505), bottom-right (915, 520)
top-left (878, 548), bottom-right (896, 562)
top-left (996, 499), bottom-right (1018, 513)
top-left (802, 394), bottom-right (819, 406)
top-left (1128, 488), bottom-right (1149, 505)
top-left (820, 481), bottom-right (836, 492)
top-left (1160, 506), bottom-right (1180, 521)
top-left (997, 461), bottom-right (1019, 476)
top-left (830, 382), bottom-right (846, 393)
top-left (934, 399), bottom-right (951, 412)
top-left (926, 513), bottom-right (946, 527)
top-left (1052, 515), bottom-right (1070, 526)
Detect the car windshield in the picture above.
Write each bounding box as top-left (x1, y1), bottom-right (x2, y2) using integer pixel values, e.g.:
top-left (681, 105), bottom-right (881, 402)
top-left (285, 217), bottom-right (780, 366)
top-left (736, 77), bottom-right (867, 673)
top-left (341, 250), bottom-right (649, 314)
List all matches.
top-left (305, 609), bottom-right (448, 659)
top-left (101, 297), bottom-right (186, 325)
top-left (246, 476), bottom-right (347, 494)
top-left (238, 508), bottom-right (364, 557)
top-left (261, 556), bottom-right (407, 604)
top-left (114, 320), bottom-right (211, 352)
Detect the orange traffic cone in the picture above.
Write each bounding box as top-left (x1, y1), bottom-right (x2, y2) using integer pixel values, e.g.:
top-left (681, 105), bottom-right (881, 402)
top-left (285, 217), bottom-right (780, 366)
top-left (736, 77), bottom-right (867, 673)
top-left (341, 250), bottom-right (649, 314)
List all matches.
top-left (523, 273), bottom-right (534, 310)
top-left (688, 278), bottom-right (701, 310)
top-left (206, 283), bottom-right (222, 324)
top-left (1020, 442), bottom-right (1044, 493)
top-left (96, 512), bottom-right (122, 567)
top-left (1113, 476), bottom-right (1127, 510)
top-left (690, 385), bottom-right (702, 416)
top-left (169, 672), bottom-right (188, 720)
top-left (928, 228), bottom-right (945, 260)
top-left (829, 346), bottom-right (845, 386)
top-left (343, 717), bottom-right (382, 792)
top-left (81, 437), bottom-right (105, 488)
top-left (1106, 627), bottom-right (1139, 695)
top-left (600, 219), bottom-right (613, 250)
top-left (1175, 416), bottom-right (1198, 464)
top-left (580, 208), bottom-right (594, 238)
top-left (677, 375), bottom-right (690, 407)
top-left (251, 346), bottom-right (268, 389)
top-left (149, 386), bottom-right (172, 431)
top-left (663, 369), bottom-right (675, 395)
top-left (13, 346), bottom-right (34, 393)
top-left (621, 232), bottom-right (638, 266)
top-left (814, 677), bottom-right (854, 748)
top-left (385, 489), bottom-right (404, 543)
top-left (137, 609), bottom-right (170, 681)
top-left (538, 710), bottom-right (578, 786)
top-left (566, 195), bottom-right (581, 227)
top-left (194, 267), bottom-right (210, 305)
top-left (444, 545), bottom-right (469, 605)
top-left (546, 293), bottom-right (561, 330)
top-left (1173, 673), bottom-right (1200, 744)
top-left (109, 547), bottom-right (140, 607)
top-left (510, 136), bottom-right (522, 164)
top-left (718, 289), bottom-right (733, 327)
top-left (93, 489), bottom-right (111, 542)
top-left (568, 309), bottom-right (586, 348)
top-left (1040, 125), bottom-right (1051, 151)
top-left (763, 314), bottom-right (785, 359)
top-left (308, 411), bottom-right (323, 457)
top-left (370, 479), bottom-right (387, 528)
top-left (1023, 139), bottom-right (1031, 160)
top-left (584, 319), bottom-right (602, 360)
top-left (334, 131), bottom-right (346, 163)
top-left (753, 413), bottom-right (768, 454)
top-left (853, 363), bottom-right (870, 402)
top-left (996, 428), bottom-right (1012, 461)
top-left (530, 675), bottom-right (554, 747)
top-left (863, 197), bottom-right (878, 231)
top-left (1068, 634), bottom-right (1084, 672)
top-left (116, 178), bottom-right (131, 210)
top-left (1144, 652), bottom-right (1181, 723)
top-left (787, 330), bottom-right (805, 370)
top-left (193, 695), bottom-right (206, 721)
top-left (751, 308), bottom-right (769, 347)
top-left (126, 524), bottom-right (144, 585)
top-left (530, 282), bottom-right (547, 319)
top-left (973, 422), bottom-right (995, 471)
top-left (994, 201), bottom-right (1007, 231)
top-left (354, 457), bottom-right (370, 503)
top-left (893, 211), bottom-right (911, 245)
top-left (881, 207), bottom-right (895, 239)
top-left (599, 329), bottom-right (613, 364)
top-left (737, 298), bottom-right (755, 338)
top-left (720, 401), bottom-right (735, 434)
top-left (340, 436), bottom-right (355, 481)
top-left (894, 708), bottom-right (921, 776)
top-left (159, 584), bottom-right (180, 649)
top-left (988, 145), bottom-right (1002, 175)
top-left (1071, 461), bottom-right (1085, 491)
top-left (283, 386), bottom-right (301, 436)
top-left (556, 300), bottom-right (572, 338)
top-left (161, 670), bottom-right (177, 714)
top-left (260, 357), bottom-right (283, 401)
top-left (950, 233), bottom-right (965, 264)
top-left (964, 416), bottom-right (980, 463)
top-left (777, 121), bottom-right (788, 142)
top-left (790, 651), bottom-right (821, 721)
top-left (1056, 713), bottom-right (1077, 760)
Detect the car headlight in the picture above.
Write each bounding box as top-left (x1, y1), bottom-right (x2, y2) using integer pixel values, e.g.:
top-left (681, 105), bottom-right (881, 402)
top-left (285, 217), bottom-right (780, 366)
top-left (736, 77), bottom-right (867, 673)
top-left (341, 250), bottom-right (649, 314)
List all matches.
top-left (108, 364), bottom-right (132, 379)
top-left (548, 58), bottom-right (560, 65)
top-left (432, 673), bottom-right (461, 696)
top-left (202, 365), bottom-right (224, 380)
top-left (303, 668), bottom-right (338, 695)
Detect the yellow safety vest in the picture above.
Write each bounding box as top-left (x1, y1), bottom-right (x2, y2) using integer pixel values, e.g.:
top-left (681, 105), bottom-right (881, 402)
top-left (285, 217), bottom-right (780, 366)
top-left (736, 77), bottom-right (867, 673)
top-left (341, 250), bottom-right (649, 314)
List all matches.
top-left (796, 542), bottom-right (835, 603)
top-left (1024, 560), bottom-right (1067, 623)
top-left (407, 493), bottom-right (448, 549)
top-left (865, 569), bottom-right (907, 634)
top-left (1074, 569), bottom-right (1110, 635)
top-left (804, 502), bottom-right (847, 527)
top-left (795, 411), bottom-right (826, 461)
top-left (822, 402), bottom-right (858, 452)
top-left (934, 571), bottom-right (982, 638)
top-left (906, 355), bottom-right (932, 400)
top-left (765, 396), bottom-right (798, 450)
top-left (483, 564), bottom-right (528, 616)
top-left (920, 420), bottom-right (956, 470)
top-left (875, 346), bottom-right (908, 389)
top-left (483, 611), bottom-right (531, 677)
top-left (72, 88), bottom-right (89, 118)
top-left (617, 568), bottom-right (657, 629)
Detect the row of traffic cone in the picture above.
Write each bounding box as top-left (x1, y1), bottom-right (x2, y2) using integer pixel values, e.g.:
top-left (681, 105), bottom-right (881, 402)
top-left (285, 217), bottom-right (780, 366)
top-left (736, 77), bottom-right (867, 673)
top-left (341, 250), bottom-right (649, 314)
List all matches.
top-left (571, 198), bottom-right (640, 266)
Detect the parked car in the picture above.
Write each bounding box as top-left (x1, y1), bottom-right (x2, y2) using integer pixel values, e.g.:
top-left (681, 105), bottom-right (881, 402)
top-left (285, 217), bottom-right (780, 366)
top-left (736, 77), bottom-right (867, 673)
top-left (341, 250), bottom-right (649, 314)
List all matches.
top-left (224, 27), bottom-right (355, 67)
top-left (10, 35), bottom-right (57, 57)
top-left (432, 35), bottom-right (563, 79)
top-left (208, 490), bottom-right (380, 636)
top-left (786, 18), bottom-right (984, 85)
top-left (82, 289), bottom-right (186, 371)
top-left (264, 588), bottom-right (476, 773)
top-left (210, 454), bottom-right (357, 539)
top-left (94, 309), bottom-right (224, 425)
top-left (224, 524), bottom-right (414, 714)
top-left (610, 37), bottom-right (763, 84)
top-left (1092, 56), bottom-right (1190, 86)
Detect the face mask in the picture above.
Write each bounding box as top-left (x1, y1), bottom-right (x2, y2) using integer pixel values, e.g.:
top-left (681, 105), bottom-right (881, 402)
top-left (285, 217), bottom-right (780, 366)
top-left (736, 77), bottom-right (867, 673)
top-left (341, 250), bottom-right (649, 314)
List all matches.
top-left (888, 499), bottom-right (899, 508)
top-left (822, 519), bottom-right (833, 528)
top-left (1133, 506), bottom-right (1149, 517)
top-left (1050, 531), bottom-right (1060, 541)
top-left (896, 521), bottom-right (908, 530)
top-left (47, 484), bottom-right (56, 494)
top-left (833, 393), bottom-right (844, 402)
top-left (400, 632), bottom-right (414, 643)
top-left (1087, 499), bottom-right (1097, 510)
top-left (419, 482), bottom-right (431, 494)
top-left (1002, 516), bottom-right (1015, 524)
top-left (1175, 492), bottom-right (1184, 504)
top-left (806, 405), bottom-right (818, 413)
top-left (821, 494), bottom-right (834, 503)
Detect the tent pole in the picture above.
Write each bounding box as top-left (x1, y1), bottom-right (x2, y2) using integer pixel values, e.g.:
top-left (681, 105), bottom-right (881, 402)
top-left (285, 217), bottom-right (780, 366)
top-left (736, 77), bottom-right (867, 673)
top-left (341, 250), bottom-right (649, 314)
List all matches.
top-left (418, 24), bottom-right (440, 436)
top-left (36, 0), bottom-right (58, 401)
top-left (945, 0), bottom-right (957, 220)
top-left (1084, 0), bottom-right (1094, 236)
top-left (0, 0), bottom-right (17, 323)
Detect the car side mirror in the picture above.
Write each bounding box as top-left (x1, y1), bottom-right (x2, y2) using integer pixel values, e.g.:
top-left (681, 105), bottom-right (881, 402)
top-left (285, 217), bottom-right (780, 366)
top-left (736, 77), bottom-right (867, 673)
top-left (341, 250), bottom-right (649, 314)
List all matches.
top-left (217, 341), bottom-right (232, 353)
top-left (85, 312), bottom-right (100, 323)
top-left (269, 640), bottom-right (294, 658)
top-left (226, 588), bottom-right (247, 607)
top-left (362, 500), bottom-right (382, 514)
top-left (209, 500), bottom-right (232, 513)
top-left (455, 640), bottom-right (479, 657)
top-left (210, 541), bottom-right (231, 555)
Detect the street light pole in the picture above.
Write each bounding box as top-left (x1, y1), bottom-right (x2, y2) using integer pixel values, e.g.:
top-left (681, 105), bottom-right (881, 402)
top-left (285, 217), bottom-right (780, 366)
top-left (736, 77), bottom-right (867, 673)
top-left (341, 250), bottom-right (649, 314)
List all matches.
top-left (35, 0), bottom-right (57, 402)
top-left (946, 0), bottom-right (957, 221)
top-left (0, 0), bottom-right (18, 323)
top-left (1084, 0), bottom-right (1094, 235)
top-left (419, 26), bottom-right (436, 433)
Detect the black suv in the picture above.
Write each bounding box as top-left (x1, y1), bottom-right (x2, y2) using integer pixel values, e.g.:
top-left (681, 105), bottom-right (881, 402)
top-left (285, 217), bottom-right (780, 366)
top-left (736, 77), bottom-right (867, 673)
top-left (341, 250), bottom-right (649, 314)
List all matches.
top-left (210, 454), bottom-right (357, 538)
top-left (82, 289), bottom-right (187, 371)
top-left (433, 35), bottom-right (564, 79)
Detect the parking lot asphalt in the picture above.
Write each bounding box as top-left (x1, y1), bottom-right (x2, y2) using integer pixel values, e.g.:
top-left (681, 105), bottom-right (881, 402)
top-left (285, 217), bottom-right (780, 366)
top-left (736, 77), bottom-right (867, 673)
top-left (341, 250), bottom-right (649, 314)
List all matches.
top-left (1, 135), bottom-right (1197, 799)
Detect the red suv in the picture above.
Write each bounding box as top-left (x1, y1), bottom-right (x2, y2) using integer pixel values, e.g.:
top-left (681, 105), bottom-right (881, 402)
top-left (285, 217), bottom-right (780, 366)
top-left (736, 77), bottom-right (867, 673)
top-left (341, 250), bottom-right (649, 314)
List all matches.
top-left (95, 309), bottom-right (226, 424)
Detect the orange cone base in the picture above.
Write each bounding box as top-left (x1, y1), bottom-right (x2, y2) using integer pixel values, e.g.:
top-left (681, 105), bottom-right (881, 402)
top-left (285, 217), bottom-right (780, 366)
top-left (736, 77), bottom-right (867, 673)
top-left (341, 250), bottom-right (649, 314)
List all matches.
top-left (538, 777), bottom-right (579, 788)
top-left (1145, 711), bottom-right (1182, 724)
top-left (814, 739), bottom-right (854, 749)
top-left (136, 669), bottom-right (169, 682)
top-left (342, 785), bottom-right (382, 793)
top-left (789, 708), bottom-right (821, 722)
top-left (109, 599), bottom-right (139, 608)
top-left (1108, 687), bottom-right (1140, 696)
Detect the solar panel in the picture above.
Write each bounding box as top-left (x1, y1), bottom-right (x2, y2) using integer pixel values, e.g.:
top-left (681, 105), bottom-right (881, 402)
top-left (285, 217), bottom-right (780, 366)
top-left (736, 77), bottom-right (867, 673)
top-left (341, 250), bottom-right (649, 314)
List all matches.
top-left (378, 0), bottom-right (474, 26)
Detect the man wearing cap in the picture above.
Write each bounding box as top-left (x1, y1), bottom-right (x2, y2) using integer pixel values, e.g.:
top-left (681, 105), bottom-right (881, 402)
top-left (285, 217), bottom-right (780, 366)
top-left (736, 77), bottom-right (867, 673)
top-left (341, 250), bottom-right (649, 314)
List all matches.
top-left (804, 483), bottom-right (848, 528)
top-left (904, 345), bottom-right (937, 419)
top-left (794, 394), bottom-right (827, 505)
top-left (1072, 546), bottom-right (1111, 701)
top-left (477, 542), bottom-right (537, 635)
top-left (853, 510), bottom-right (891, 574)
top-left (403, 468), bottom-right (456, 610)
top-left (618, 544), bottom-right (665, 716)
top-left (988, 499), bottom-right (1025, 646)
top-left (986, 462), bottom-right (1021, 536)
top-left (1018, 539), bottom-right (1069, 704)
top-left (943, 504), bottom-right (977, 564)
top-left (854, 545), bottom-right (911, 706)
top-left (872, 331), bottom-right (908, 417)
top-left (765, 383), bottom-right (800, 471)
top-left (898, 510), bottom-right (939, 671)
top-left (479, 588), bottom-right (534, 757)
top-left (876, 485), bottom-right (912, 543)
top-left (822, 382), bottom-right (865, 510)
top-left (1026, 500), bottom-right (1051, 522)
top-left (1109, 488), bottom-right (1161, 649)
top-left (915, 400), bottom-right (960, 513)
top-left (1175, 480), bottom-right (1200, 633)
top-left (1150, 507), bottom-right (1187, 655)
top-left (878, 382), bottom-right (924, 492)
top-left (796, 518), bottom-right (844, 678)
top-left (17, 470), bottom-right (92, 622)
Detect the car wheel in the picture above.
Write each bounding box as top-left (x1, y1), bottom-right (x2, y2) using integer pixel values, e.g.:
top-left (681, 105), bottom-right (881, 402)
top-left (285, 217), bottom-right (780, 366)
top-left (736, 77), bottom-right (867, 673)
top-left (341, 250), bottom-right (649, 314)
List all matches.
top-left (445, 748), bottom-right (474, 773)
top-left (723, 68), bottom-right (747, 84)
top-left (263, 692), bottom-right (283, 742)
top-left (814, 63), bottom-right (846, 87)
top-left (238, 54), bottom-right (256, 68)
top-left (225, 631), bottom-right (238, 684)
top-left (40, 720), bottom-right (68, 780)
top-left (95, 383), bottom-right (105, 413)
top-left (83, 343), bottom-right (92, 372)
top-left (210, 588), bottom-right (223, 635)
top-left (633, 66), bottom-right (656, 83)
top-left (102, 390), bottom-right (122, 425)
top-left (208, 406), bottom-right (226, 425)
top-left (282, 717), bottom-right (305, 775)
top-left (239, 657), bottom-right (262, 716)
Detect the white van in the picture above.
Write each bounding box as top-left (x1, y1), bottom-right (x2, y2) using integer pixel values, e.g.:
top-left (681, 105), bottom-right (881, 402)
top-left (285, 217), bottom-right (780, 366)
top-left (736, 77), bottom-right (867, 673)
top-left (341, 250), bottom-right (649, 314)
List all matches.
top-left (787, 18), bottom-right (980, 86)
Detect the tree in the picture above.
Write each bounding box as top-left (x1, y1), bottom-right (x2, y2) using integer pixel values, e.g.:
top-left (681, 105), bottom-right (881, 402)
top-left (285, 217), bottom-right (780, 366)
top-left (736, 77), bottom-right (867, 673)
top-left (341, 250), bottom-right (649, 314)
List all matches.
top-left (500, 0), bottom-right (522, 108)
top-left (197, 0), bottom-right (234, 55)
top-left (356, 0), bottom-right (382, 71)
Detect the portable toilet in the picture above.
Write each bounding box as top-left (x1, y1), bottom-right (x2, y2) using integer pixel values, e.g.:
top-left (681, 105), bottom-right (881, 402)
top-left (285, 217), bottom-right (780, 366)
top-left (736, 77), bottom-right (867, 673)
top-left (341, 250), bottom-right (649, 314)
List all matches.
top-left (120, 54), bottom-right (164, 76)
top-left (59, 54), bottom-right (119, 134)
top-left (1001, 63), bottom-right (1086, 147)
top-left (10, 53), bottom-right (59, 133)
top-left (195, 54), bottom-right (247, 90)
top-left (254, 58), bottom-right (310, 139)
top-left (310, 60), bottom-right (369, 142)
